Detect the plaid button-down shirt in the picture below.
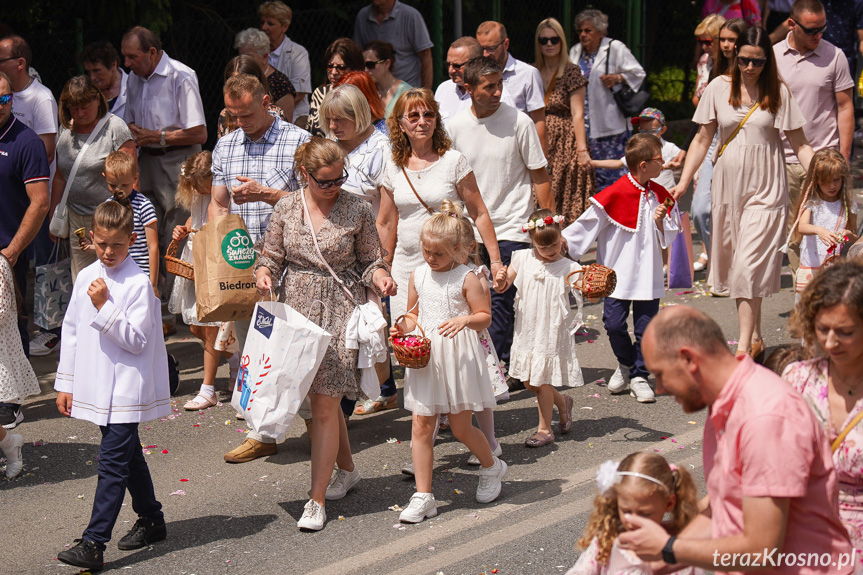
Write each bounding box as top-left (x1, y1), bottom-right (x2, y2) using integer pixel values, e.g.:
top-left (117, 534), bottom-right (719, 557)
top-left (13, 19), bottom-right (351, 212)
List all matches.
top-left (212, 117), bottom-right (310, 242)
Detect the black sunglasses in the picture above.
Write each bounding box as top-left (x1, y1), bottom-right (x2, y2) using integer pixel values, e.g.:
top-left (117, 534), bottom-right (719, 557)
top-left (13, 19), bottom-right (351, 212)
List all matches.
top-left (737, 56), bottom-right (767, 68)
top-left (326, 63), bottom-right (349, 72)
top-left (791, 18), bottom-right (827, 36)
top-left (538, 36), bottom-right (561, 46)
top-left (308, 168), bottom-right (348, 189)
top-left (364, 59), bottom-right (385, 70)
top-left (446, 61), bottom-right (466, 70)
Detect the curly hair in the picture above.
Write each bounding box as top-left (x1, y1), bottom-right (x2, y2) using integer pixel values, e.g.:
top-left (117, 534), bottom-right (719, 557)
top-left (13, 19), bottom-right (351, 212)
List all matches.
top-left (789, 260), bottom-right (863, 355)
top-left (578, 452), bottom-right (699, 565)
top-left (386, 88), bottom-right (451, 169)
top-left (176, 151), bottom-right (213, 211)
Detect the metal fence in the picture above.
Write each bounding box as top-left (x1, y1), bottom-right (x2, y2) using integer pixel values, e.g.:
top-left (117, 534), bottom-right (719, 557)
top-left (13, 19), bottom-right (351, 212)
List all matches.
top-left (22, 1), bottom-right (702, 149)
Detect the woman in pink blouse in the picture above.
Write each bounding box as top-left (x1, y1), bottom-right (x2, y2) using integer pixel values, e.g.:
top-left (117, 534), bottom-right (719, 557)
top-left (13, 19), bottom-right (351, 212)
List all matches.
top-left (784, 260), bottom-right (863, 552)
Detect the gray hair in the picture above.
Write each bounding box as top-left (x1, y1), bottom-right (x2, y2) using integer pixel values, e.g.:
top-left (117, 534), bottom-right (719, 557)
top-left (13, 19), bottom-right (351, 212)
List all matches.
top-left (234, 28), bottom-right (270, 57)
top-left (574, 9), bottom-right (609, 34)
top-left (463, 56), bottom-right (502, 87)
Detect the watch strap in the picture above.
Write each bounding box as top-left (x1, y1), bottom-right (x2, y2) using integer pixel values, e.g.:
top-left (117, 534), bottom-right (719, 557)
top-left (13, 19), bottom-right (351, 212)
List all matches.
top-left (661, 535), bottom-right (677, 565)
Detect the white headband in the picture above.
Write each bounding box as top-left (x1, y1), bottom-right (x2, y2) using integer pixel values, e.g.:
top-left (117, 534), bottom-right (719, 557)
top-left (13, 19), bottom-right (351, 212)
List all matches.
top-left (595, 460), bottom-right (673, 493)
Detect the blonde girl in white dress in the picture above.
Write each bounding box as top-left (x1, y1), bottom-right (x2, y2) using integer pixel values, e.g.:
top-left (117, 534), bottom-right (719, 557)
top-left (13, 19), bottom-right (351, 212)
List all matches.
top-left (391, 200), bottom-right (506, 523)
top-left (168, 152), bottom-right (237, 410)
top-left (495, 209), bottom-right (583, 449)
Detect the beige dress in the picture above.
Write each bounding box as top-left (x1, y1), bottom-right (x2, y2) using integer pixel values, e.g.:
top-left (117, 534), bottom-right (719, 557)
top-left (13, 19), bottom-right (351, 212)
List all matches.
top-left (693, 76), bottom-right (805, 298)
top-left (256, 191), bottom-right (387, 399)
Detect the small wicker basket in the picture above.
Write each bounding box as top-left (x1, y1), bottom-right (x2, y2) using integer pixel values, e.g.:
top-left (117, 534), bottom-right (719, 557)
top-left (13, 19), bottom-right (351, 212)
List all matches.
top-left (165, 234), bottom-right (195, 281)
top-left (567, 264), bottom-right (617, 299)
top-left (390, 315), bottom-right (431, 369)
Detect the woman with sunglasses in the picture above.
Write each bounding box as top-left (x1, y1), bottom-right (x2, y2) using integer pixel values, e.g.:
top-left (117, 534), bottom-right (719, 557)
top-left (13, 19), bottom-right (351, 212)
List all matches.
top-left (533, 17), bottom-right (594, 225)
top-left (377, 88), bottom-right (502, 321)
top-left (671, 26), bottom-right (813, 360)
top-left (306, 38), bottom-right (363, 137)
top-left (363, 40), bottom-right (412, 119)
top-left (255, 137), bottom-right (395, 531)
top-left (693, 14), bottom-right (726, 108)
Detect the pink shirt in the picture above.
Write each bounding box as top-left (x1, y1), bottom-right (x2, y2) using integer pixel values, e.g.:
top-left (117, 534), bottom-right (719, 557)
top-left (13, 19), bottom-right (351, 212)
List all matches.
top-left (701, 0), bottom-right (762, 25)
top-left (703, 356), bottom-right (853, 575)
top-left (774, 35), bottom-right (854, 163)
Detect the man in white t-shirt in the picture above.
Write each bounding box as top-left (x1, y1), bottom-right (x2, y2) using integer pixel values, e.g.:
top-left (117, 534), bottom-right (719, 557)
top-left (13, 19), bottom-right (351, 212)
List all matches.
top-left (447, 56), bottom-right (552, 367)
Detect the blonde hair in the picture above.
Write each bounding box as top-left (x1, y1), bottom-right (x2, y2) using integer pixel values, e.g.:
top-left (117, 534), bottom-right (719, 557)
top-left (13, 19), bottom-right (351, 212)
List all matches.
top-left (527, 208), bottom-right (563, 247)
top-left (534, 18), bottom-right (571, 81)
top-left (294, 137), bottom-right (347, 187)
top-left (455, 211), bottom-right (481, 266)
top-left (578, 452), bottom-right (699, 565)
top-left (176, 151), bottom-right (213, 211)
top-left (420, 200), bottom-right (470, 262)
top-left (92, 200), bottom-right (134, 235)
top-left (320, 84), bottom-right (373, 137)
top-left (224, 73), bottom-right (266, 101)
top-left (789, 148), bottom-right (851, 245)
top-left (694, 13), bottom-right (726, 38)
top-left (624, 133), bottom-right (662, 173)
top-left (258, 1), bottom-right (292, 26)
top-left (103, 150), bottom-right (137, 181)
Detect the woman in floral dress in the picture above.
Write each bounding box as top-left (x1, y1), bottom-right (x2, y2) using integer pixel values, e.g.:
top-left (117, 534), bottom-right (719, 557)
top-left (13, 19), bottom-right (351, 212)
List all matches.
top-left (255, 137), bottom-right (396, 531)
top-left (784, 261), bottom-right (863, 555)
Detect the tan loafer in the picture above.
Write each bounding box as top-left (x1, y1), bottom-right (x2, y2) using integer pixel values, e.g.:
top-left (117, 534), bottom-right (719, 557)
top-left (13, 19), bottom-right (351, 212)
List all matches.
top-left (224, 438), bottom-right (277, 463)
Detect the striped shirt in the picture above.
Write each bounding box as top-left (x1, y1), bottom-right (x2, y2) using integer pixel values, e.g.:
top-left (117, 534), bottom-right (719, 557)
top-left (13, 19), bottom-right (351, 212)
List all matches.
top-left (108, 191), bottom-right (157, 275)
top-left (212, 117), bottom-right (310, 242)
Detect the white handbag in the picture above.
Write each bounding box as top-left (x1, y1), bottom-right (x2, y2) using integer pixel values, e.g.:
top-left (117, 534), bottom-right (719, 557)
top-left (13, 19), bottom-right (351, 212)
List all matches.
top-left (49, 113), bottom-right (112, 238)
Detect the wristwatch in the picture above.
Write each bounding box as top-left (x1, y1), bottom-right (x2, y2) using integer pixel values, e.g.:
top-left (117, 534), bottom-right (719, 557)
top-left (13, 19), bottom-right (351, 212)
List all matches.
top-left (159, 130), bottom-right (167, 147)
top-left (662, 536), bottom-right (677, 565)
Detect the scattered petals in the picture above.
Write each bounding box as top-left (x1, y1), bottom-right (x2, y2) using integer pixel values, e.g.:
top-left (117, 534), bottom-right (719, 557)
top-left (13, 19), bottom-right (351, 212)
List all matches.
top-left (688, 421), bottom-right (697, 425)
top-left (388, 504), bottom-right (403, 512)
top-left (32, 440), bottom-right (44, 447)
top-left (161, 449), bottom-right (169, 454)
top-left (385, 437), bottom-right (399, 444)
top-left (581, 406), bottom-right (593, 410)
top-left (180, 478), bottom-right (189, 482)
top-left (338, 516), bottom-right (345, 520)
top-left (170, 490), bottom-right (186, 496)
top-left (454, 489), bottom-right (462, 494)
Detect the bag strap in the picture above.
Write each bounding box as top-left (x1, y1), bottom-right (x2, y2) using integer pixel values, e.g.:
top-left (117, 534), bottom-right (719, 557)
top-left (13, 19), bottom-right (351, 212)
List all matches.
top-left (544, 73), bottom-right (558, 106)
top-left (401, 167), bottom-right (434, 215)
top-left (57, 113), bottom-right (112, 214)
top-left (300, 189), bottom-right (356, 303)
top-left (716, 103), bottom-right (758, 161)
top-left (832, 409), bottom-right (863, 453)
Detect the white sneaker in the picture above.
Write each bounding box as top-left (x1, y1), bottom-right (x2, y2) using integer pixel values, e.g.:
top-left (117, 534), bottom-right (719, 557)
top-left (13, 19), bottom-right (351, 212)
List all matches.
top-left (297, 499), bottom-right (326, 531)
top-left (325, 466), bottom-right (360, 500)
top-left (476, 456), bottom-right (507, 503)
top-left (467, 442), bottom-right (502, 466)
top-left (399, 492), bottom-right (437, 523)
top-left (29, 331), bottom-right (60, 356)
top-left (3, 433), bottom-right (23, 478)
top-left (607, 364), bottom-right (633, 393)
top-left (629, 377), bottom-right (656, 403)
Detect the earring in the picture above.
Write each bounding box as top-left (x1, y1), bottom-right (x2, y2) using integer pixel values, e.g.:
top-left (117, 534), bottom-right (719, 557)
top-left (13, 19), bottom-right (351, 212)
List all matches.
top-left (662, 511), bottom-right (673, 523)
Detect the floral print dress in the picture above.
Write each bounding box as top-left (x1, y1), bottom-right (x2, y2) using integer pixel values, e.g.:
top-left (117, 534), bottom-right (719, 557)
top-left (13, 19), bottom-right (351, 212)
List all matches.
top-left (785, 358), bottom-right (863, 554)
top-left (256, 191), bottom-right (387, 400)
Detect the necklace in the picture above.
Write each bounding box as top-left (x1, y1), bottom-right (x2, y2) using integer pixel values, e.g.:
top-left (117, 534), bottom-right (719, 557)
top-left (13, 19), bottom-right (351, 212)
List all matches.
top-left (832, 367), bottom-right (863, 397)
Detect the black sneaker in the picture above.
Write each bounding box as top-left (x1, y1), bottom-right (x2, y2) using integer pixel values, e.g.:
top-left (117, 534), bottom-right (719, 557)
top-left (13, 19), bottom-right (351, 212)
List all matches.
top-left (117, 516), bottom-right (167, 550)
top-left (167, 354), bottom-right (180, 396)
top-left (0, 405), bottom-right (23, 429)
top-left (57, 538), bottom-right (104, 571)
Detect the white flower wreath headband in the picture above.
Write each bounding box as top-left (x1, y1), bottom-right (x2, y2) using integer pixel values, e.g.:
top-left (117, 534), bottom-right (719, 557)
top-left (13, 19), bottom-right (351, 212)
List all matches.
top-left (595, 460), bottom-right (677, 494)
top-left (522, 214), bottom-right (565, 233)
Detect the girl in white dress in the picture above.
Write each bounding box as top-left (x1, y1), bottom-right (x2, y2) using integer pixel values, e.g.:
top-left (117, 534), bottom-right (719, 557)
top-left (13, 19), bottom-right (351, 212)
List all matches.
top-left (391, 200), bottom-right (506, 523)
top-left (786, 149), bottom-right (858, 302)
top-left (567, 452), bottom-right (701, 575)
top-left (168, 152), bottom-right (237, 410)
top-left (495, 209), bottom-right (583, 448)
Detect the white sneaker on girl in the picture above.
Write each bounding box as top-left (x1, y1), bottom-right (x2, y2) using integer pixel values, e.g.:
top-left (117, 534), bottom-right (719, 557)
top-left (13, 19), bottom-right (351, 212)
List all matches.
top-left (467, 442), bottom-right (502, 465)
top-left (476, 456), bottom-right (507, 503)
top-left (297, 499), bottom-right (326, 531)
top-left (399, 492), bottom-right (437, 523)
top-left (3, 433), bottom-right (23, 478)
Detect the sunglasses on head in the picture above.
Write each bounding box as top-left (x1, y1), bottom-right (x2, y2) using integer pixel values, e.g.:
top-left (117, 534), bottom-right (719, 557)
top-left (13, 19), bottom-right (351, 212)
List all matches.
top-left (538, 36), bottom-right (561, 46)
top-left (737, 56), bottom-right (767, 68)
top-left (309, 168), bottom-right (348, 189)
top-left (0, 94), bottom-right (12, 105)
top-left (326, 63), bottom-right (349, 72)
top-left (791, 18), bottom-right (827, 36)
top-left (364, 59), bottom-right (385, 70)
top-left (402, 110), bottom-right (436, 124)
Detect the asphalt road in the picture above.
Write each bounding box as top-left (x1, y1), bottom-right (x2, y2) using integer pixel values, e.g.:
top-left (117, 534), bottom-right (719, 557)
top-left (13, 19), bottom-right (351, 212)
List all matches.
top-left (1, 268), bottom-right (799, 575)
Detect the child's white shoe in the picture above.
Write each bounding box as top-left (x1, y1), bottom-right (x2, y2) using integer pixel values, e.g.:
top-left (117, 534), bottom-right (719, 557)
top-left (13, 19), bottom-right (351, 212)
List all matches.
top-left (476, 456), bottom-right (507, 503)
top-left (630, 377), bottom-right (656, 403)
top-left (467, 442), bottom-right (502, 465)
top-left (399, 492), bottom-right (437, 523)
top-left (3, 433), bottom-right (24, 478)
top-left (607, 364), bottom-right (633, 393)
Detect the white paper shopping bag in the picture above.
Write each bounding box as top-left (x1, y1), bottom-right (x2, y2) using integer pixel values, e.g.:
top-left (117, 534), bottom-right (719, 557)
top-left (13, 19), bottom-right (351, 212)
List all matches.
top-left (231, 300), bottom-right (332, 439)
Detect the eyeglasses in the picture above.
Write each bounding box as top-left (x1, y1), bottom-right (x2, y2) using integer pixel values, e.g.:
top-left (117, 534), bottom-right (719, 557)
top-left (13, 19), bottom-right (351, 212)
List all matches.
top-left (326, 63), bottom-right (349, 72)
top-left (698, 38), bottom-right (713, 47)
top-left (791, 18), bottom-right (827, 36)
top-left (364, 59), bottom-right (385, 70)
top-left (308, 168), bottom-right (348, 189)
top-left (446, 61), bottom-right (466, 70)
top-left (402, 110), bottom-right (436, 124)
top-left (737, 56), bottom-right (767, 68)
top-left (538, 36), bottom-right (561, 46)
top-left (481, 40), bottom-right (505, 53)
top-left (0, 94), bottom-right (12, 105)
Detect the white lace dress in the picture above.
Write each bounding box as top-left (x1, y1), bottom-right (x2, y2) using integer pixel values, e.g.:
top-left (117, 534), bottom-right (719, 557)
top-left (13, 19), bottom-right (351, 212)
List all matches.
top-left (402, 264), bottom-right (497, 416)
top-left (508, 249), bottom-right (585, 387)
top-left (0, 256), bottom-right (39, 403)
top-left (168, 193), bottom-right (219, 327)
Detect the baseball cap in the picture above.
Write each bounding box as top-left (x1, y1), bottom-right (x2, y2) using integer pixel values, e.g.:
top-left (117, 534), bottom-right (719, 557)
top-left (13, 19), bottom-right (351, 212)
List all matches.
top-left (630, 107), bottom-right (665, 126)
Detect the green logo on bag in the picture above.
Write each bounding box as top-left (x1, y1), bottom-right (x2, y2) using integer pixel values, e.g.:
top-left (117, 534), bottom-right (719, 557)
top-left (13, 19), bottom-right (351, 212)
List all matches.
top-left (221, 229), bottom-right (256, 269)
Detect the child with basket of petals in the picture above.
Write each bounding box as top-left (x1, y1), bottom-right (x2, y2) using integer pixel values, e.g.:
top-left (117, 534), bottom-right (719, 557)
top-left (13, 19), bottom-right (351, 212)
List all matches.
top-left (494, 209), bottom-right (584, 448)
top-left (390, 200), bottom-right (505, 523)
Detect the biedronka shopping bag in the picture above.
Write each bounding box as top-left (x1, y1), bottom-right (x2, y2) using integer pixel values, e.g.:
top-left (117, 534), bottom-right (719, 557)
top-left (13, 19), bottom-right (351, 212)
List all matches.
top-left (231, 300), bottom-right (332, 439)
top-left (193, 214), bottom-right (258, 322)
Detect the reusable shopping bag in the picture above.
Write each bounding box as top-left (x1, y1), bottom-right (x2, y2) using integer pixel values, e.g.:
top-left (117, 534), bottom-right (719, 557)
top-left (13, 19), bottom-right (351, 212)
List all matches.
top-left (34, 245), bottom-right (72, 330)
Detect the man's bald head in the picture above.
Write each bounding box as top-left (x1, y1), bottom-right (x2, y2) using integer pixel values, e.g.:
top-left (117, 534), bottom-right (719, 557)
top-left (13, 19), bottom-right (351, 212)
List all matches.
top-left (645, 305), bottom-right (728, 359)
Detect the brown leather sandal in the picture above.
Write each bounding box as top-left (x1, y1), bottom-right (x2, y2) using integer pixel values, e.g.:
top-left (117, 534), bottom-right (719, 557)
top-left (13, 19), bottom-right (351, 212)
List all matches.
top-left (524, 431), bottom-right (555, 448)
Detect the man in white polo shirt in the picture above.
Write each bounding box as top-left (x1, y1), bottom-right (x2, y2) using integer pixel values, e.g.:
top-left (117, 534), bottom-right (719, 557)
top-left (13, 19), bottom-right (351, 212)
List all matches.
top-left (447, 56), bottom-right (552, 369)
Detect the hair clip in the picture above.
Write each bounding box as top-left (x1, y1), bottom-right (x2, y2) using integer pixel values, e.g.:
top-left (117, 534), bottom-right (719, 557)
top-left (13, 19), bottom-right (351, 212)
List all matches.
top-left (522, 214), bottom-right (565, 233)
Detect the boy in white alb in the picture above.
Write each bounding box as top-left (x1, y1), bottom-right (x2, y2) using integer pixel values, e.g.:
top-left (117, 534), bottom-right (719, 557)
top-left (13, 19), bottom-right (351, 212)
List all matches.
top-left (54, 201), bottom-right (170, 572)
top-left (563, 133), bottom-right (679, 403)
